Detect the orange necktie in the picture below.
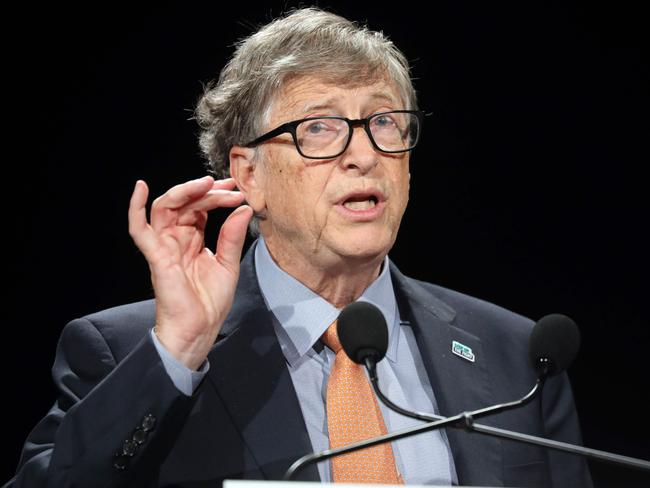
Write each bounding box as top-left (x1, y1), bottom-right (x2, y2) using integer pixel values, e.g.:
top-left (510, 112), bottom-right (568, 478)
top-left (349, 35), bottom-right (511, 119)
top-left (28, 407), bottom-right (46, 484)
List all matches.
top-left (321, 321), bottom-right (403, 484)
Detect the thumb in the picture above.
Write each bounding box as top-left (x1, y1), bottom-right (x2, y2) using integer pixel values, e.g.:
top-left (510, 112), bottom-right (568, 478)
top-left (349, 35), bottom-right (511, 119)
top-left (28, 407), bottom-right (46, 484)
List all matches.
top-left (214, 205), bottom-right (254, 273)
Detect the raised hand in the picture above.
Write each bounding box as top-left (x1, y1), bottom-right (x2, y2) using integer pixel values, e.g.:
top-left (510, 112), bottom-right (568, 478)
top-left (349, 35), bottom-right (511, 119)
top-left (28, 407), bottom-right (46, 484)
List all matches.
top-left (128, 176), bottom-right (253, 370)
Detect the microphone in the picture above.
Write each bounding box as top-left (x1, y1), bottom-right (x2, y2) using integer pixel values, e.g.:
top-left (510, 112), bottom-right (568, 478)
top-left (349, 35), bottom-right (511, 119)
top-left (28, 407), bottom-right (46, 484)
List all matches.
top-left (341, 303), bottom-right (580, 378)
top-left (337, 300), bottom-right (388, 364)
top-left (283, 303), bottom-right (650, 480)
top-left (341, 304), bottom-right (650, 473)
top-left (529, 313), bottom-right (580, 376)
top-left (338, 303), bottom-right (563, 422)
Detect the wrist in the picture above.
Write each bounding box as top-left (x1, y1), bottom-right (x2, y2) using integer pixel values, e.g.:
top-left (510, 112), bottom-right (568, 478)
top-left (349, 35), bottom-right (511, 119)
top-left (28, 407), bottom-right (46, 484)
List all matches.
top-left (153, 325), bottom-right (211, 371)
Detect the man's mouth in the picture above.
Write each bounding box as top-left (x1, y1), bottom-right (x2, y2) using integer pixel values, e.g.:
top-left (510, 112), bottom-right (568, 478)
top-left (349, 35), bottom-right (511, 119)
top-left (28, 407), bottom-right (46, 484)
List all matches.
top-left (342, 195), bottom-right (378, 210)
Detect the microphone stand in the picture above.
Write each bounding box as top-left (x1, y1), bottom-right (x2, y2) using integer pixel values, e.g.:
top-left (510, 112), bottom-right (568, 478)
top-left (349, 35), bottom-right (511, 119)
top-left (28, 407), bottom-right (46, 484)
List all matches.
top-left (366, 356), bottom-right (546, 422)
top-left (285, 363), bottom-right (546, 481)
top-left (285, 358), bottom-right (650, 481)
top-left (364, 358), bottom-right (650, 473)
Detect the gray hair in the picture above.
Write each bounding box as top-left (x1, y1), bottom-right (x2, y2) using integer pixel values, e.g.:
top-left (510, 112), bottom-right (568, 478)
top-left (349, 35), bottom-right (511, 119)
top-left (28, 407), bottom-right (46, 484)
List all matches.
top-left (194, 7), bottom-right (418, 179)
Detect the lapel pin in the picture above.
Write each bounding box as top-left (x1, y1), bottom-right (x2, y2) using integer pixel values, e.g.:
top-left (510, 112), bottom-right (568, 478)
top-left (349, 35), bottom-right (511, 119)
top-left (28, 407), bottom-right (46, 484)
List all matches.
top-left (452, 340), bottom-right (475, 362)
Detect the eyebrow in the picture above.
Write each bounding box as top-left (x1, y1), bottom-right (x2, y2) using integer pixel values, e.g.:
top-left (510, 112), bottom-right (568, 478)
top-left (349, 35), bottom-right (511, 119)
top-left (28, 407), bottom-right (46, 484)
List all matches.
top-left (300, 92), bottom-right (400, 115)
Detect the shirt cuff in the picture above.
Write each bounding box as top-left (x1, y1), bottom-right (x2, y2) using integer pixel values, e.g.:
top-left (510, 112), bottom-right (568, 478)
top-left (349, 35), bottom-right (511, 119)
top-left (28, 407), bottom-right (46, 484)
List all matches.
top-left (150, 328), bottom-right (210, 396)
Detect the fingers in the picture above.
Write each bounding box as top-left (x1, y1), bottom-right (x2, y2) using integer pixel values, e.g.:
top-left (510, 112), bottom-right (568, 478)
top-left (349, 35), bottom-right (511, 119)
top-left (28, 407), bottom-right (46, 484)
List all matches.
top-left (151, 178), bottom-right (243, 232)
top-left (158, 176), bottom-right (237, 209)
top-left (159, 176), bottom-right (217, 209)
top-left (211, 178), bottom-right (238, 190)
top-left (214, 205), bottom-right (254, 274)
top-left (128, 180), bottom-right (158, 257)
top-left (183, 189), bottom-right (246, 213)
top-left (128, 176), bottom-right (251, 266)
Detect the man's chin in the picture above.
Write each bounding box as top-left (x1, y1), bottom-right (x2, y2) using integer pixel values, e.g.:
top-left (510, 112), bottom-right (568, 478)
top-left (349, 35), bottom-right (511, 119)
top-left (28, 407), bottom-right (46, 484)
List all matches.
top-left (330, 236), bottom-right (393, 264)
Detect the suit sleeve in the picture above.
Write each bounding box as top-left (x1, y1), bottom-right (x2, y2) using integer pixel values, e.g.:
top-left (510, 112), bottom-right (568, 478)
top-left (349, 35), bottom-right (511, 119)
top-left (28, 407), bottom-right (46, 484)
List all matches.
top-left (6, 317), bottom-right (197, 488)
top-left (541, 371), bottom-right (594, 488)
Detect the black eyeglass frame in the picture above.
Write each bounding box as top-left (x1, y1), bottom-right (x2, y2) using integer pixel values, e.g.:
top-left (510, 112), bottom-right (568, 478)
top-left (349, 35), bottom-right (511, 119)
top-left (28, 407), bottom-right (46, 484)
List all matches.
top-left (242, 110), bottom-right (424, 159)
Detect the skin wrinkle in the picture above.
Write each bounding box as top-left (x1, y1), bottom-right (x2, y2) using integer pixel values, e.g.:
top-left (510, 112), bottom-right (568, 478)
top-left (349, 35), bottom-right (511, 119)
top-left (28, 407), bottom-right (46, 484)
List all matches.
top-left (245, 72), bottom-right (403, 234)
top-left (321, 135), bottom-right (376, 254)
top-left (312, 160), bottom-right (338, 262)
top-left (233, 76), bottom-right (410, 308)
top-left (311, 161), bottom-right (383, 305)
top-left (302, 92), bottom-right (400, 117)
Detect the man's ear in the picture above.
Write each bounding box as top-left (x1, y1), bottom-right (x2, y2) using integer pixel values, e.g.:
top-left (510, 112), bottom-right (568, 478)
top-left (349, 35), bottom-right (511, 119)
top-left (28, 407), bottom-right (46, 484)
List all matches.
top-left (230, 145), bottom-right (266, 213)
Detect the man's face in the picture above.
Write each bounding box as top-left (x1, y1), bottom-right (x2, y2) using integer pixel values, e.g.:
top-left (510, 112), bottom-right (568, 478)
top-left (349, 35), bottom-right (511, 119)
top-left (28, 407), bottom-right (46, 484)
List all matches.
top-left (247, 76), bottom-right (410, 270)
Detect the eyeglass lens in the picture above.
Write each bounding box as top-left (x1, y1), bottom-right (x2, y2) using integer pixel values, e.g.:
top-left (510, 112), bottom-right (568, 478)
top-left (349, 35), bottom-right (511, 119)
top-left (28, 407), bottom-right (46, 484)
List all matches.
top-left (295, 112), bottom-right (419, 158)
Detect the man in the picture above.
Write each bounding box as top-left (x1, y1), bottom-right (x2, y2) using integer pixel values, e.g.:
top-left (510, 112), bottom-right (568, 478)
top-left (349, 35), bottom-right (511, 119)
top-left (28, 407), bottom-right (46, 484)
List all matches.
top-left (6, 8), bottom-right (592, 487)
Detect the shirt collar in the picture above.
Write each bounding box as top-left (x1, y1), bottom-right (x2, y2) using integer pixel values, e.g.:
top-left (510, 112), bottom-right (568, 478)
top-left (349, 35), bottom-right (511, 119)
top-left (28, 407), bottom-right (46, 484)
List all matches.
top-left (254, 237), bottom-right (400, 366)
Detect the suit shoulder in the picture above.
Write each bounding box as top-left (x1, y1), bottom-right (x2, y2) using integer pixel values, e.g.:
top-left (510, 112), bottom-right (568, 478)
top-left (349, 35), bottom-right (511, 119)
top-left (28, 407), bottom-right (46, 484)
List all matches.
top-left (82, 298), bottom-right (157, 327)
top-left (400, 273), bottom-right (534, 336)
top-left (66, 299), bottom-right (157, 361)
top-left (396, 272), bottom-right (538, 378)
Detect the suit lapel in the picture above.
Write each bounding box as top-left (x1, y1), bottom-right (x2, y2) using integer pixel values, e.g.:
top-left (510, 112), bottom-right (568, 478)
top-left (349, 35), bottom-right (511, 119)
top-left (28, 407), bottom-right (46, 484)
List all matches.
top-left (202, 244), bottom-right (505, 484)
top-left (205, 244), bottom-right (319, 482)
top-left (391, 263), bottom-right (504, 486)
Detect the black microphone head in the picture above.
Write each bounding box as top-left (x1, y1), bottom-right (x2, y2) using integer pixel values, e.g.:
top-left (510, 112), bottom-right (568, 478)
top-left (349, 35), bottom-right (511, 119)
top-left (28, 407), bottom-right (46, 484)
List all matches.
top-left (529, 313), bottom-right (580, 376)
top-left (337, 301), bottom-right (389, 365)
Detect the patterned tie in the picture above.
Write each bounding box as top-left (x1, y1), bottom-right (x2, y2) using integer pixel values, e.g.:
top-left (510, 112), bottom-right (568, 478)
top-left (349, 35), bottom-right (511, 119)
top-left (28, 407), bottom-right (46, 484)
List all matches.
top-left (321, 320), bottom-right (403, 484)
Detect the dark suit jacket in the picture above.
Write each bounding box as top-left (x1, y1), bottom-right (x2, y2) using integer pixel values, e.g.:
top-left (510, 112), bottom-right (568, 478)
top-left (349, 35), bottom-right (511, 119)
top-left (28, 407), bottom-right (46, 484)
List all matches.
top-left (6, 243), bottom-right (592, 487)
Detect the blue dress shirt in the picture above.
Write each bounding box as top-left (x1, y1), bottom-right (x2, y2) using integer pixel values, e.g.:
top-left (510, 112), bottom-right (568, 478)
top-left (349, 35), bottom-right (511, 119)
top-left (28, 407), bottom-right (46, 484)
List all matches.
top-left (152, 238), bottom-right (457, 485)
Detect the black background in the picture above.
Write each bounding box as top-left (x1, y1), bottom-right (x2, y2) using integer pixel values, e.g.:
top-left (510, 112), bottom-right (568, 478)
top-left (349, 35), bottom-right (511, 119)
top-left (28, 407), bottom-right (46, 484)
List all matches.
top-left (4, 1), bottom-right (649, 486)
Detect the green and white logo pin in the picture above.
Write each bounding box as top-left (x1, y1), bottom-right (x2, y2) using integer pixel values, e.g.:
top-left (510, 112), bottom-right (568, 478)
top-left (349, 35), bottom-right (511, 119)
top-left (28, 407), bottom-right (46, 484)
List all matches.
top-left (452, 340), bottom-right (475, 362)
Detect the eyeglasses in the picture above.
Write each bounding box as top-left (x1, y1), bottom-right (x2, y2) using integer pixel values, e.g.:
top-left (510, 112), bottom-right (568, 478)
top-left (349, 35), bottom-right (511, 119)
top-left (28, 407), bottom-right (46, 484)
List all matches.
top-left (243, 110), bottom-right (423, 159)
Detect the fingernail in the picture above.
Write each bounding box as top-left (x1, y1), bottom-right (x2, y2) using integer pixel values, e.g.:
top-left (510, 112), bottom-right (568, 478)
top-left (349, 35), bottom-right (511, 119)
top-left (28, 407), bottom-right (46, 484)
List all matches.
top-left (233, 204), bottom-right (252, 214)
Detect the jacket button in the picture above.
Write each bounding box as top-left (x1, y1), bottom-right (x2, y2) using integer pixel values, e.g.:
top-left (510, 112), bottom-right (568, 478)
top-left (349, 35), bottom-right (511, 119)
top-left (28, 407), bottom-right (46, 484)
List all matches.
top-left (122, 439), bottom-right (138, 457)
top-left (132, 428), bottom-right (148, 445)
top-left (113, 454), bottom-right (129, 470)
top-left (141, 414), bottom-right (156, 432)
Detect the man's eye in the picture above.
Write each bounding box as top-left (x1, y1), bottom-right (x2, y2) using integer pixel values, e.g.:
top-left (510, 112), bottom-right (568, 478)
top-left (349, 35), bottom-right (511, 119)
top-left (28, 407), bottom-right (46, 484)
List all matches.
top-left (305, 121), bottom-right (330, 134)
top-left (374, 115), bottom-right (396, 127)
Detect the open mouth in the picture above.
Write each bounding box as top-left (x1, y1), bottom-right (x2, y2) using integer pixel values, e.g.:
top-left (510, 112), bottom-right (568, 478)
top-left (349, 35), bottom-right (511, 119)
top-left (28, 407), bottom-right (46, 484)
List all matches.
top-left (342, 195), bottom-right (379, 210)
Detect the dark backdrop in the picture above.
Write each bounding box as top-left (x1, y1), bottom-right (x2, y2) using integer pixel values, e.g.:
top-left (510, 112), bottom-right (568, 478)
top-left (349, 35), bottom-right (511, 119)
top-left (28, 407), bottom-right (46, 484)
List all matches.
top-left (5, 1), bottom-right (649, 486)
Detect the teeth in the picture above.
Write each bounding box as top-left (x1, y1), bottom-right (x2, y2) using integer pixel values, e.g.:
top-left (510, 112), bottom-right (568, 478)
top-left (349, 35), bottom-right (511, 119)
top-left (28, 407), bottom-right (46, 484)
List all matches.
top-left (343, 199), bottom-right (376, 210)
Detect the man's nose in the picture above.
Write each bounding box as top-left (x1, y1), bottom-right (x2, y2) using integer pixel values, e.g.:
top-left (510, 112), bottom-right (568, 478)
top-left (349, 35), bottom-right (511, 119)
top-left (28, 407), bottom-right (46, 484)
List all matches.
top-left (340, 125), bottom-right (379, 173)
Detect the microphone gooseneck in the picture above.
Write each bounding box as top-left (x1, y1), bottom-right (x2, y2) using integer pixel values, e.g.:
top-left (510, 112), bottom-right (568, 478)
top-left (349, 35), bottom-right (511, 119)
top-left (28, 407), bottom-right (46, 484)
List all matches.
top-left (341, 306), bottom-right (564, 422)
top-left (283, 304), bottom-right (650, 480)
top-left (286, 303), bottom-right (549, 480)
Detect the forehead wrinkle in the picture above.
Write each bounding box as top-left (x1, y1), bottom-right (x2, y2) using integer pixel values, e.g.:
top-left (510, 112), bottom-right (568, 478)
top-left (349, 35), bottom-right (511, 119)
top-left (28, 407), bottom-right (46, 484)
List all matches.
top-left (302, 97), bottom-right (339, 114)
top-left (271, 76), bottom-right (403, 124)
top-left (367, 91), bottom-right (400, 106)
top-left (271, 77), bottom-right (331, 122)
top-left (301, 90), bottom-right (399, 116)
